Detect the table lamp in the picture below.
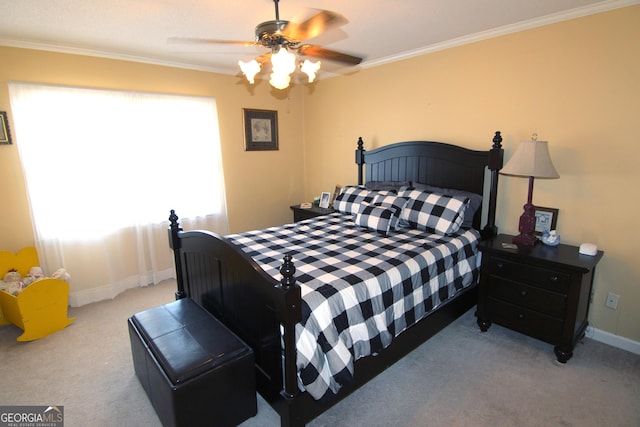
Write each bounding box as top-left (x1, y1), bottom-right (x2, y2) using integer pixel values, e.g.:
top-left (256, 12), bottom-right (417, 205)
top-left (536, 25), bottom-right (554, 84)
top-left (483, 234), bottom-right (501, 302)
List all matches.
top-left (501, 134), bottom-right (559, 246)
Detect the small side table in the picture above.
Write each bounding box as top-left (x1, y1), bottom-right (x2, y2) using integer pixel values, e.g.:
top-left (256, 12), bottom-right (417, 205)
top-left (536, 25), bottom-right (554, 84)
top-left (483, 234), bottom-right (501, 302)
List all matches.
top-left (477, 234), bottom-right (603, 363)
top-left (290, 205), bottom-right (334, 222)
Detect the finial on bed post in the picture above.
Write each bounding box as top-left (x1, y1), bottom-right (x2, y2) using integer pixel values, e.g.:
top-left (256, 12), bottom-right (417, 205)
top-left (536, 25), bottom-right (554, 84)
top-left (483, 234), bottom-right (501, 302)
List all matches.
top-left (355, 136), bottom-right (365, 185)
top-left (491, 131), bottom-right (503, 149)
top-left (483, 131), bottom-right (504, 239)
top-left (168, 209), bottom-right (186, 300)
top-left (169, 209), bottom-right (179, 231)
top-left (279, 254), bottom-right (297, 288)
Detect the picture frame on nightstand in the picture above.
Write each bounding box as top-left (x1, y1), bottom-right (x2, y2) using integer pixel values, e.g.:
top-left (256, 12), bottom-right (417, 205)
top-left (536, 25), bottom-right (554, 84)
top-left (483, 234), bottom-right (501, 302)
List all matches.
top-left (319, 192), bottom-right (331, 209)
top-left (330, 185), bottom-right (342, 205)
top-left (534, 206), bottom-right (558, 235)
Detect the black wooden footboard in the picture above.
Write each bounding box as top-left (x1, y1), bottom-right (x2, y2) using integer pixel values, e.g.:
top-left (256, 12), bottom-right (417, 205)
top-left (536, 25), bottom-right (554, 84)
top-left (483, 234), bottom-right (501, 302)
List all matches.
top-left (168, 210), bottom-right (301, 400)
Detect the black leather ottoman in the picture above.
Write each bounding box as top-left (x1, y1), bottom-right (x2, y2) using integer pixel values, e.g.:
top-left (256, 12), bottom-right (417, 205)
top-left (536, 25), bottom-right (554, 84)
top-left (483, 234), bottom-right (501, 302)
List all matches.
top-left (128, 298), bottom-right (256, 427)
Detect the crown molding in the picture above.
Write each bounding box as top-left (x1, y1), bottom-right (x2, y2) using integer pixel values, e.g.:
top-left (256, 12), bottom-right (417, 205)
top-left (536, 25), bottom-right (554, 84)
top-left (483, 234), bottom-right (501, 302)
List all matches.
top-left (362, 0), bottom-right (640, 69)
top-left (0, 38), bottom-right (229, 74)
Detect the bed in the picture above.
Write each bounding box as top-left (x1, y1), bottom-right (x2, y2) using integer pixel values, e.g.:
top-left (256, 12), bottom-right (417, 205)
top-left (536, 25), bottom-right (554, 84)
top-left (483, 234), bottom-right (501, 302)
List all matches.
top-left (168, 131), bottom-right (504, 427)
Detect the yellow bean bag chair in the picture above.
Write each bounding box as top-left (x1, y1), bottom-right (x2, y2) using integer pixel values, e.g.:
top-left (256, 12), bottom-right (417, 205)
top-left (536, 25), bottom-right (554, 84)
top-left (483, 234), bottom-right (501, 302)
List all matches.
top-left (0, 247), bottom-right (75, 341)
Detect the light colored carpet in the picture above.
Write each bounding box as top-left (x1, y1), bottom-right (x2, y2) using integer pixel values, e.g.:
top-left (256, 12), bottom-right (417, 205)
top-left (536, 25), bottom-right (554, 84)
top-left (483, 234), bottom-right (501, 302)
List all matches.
top-left (1, 279), bottom-right (638, 427)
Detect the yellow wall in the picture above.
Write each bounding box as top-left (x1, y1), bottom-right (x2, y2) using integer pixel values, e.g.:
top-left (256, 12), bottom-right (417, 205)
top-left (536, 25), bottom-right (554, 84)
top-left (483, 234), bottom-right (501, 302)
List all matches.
top-left (0, 47), bottom-right (306, 246)
top-left (303, 6), bottom-right (640, 342)
top-left (1, 6), bottom-right (638, 341)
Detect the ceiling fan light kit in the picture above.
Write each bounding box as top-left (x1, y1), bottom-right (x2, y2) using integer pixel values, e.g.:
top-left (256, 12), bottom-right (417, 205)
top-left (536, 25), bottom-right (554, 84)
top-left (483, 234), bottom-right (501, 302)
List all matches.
top-left (179, 0), bottom-right (362, 90)
top-left (239, 47), bottom-right (321, 89)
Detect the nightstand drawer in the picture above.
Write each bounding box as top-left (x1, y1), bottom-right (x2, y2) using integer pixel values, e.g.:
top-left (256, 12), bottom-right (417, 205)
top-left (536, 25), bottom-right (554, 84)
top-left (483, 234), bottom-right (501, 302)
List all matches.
top-left (488, 256), bottom-right (570, 293)
top-left (490, 277), bottom-right (567, 317)
top-left (293, 208), bottom-right (321, 222)
top-left (489, 298), bottom-right (563, 344)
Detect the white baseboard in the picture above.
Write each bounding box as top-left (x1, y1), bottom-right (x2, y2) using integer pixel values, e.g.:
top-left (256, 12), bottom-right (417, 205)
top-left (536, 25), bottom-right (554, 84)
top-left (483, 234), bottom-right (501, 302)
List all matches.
top-left (585, 326), bottom-right (640, 355)
top-left (69, 268), bottom-right (174, 307)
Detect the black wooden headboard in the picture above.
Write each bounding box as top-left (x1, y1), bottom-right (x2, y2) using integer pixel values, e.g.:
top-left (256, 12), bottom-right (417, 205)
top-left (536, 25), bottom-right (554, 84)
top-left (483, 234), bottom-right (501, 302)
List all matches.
top-left (355, 131), bottom-right (504, 237)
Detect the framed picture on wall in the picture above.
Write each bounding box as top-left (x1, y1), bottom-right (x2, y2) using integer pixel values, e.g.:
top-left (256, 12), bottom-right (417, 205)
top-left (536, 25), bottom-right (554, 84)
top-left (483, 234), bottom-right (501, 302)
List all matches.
top-left (0, 111), bottom-right (12, 145)
top-left (534, 206), bottom-right (559, 235)
top-left (243, 108), bottom-right (278, 151)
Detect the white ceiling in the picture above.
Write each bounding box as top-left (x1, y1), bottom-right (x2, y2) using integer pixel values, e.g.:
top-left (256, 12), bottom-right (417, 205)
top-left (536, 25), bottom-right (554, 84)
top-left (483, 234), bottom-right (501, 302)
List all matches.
top-left (0, 0), bottom-right (636, 78)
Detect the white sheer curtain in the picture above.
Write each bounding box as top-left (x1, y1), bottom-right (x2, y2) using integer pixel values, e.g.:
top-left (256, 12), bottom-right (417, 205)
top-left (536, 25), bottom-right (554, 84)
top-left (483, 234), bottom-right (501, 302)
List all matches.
top-left (8, 82), bottom-right (229, 305)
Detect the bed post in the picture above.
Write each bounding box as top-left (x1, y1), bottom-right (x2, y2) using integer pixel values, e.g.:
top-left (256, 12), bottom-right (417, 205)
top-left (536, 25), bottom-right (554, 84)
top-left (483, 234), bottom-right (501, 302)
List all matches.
top-left (482, 131), bottom-right (504, 239)
top-left (355, 136), bottom-right (365, 185)
top-left (168, 210), bottom-right (186, 300)
top-left (279, 254), bottom-right (301, 399)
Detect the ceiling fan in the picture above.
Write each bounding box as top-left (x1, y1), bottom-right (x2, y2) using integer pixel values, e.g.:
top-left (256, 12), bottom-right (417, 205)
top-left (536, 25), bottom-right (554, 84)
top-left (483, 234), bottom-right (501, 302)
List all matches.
top-left (171, 0), bottom-right (363, 89)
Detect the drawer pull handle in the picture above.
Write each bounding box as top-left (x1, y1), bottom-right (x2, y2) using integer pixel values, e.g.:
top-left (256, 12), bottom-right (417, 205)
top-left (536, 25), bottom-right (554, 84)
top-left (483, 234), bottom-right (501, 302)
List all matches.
top-left (549, 275), bottom-right (559, 283)
top-left (495, 262), bottom-right (504, 270)
top-left (518, 313), bottom-right (525, 320)
top-left (520, 290), bottom-right (527, 297)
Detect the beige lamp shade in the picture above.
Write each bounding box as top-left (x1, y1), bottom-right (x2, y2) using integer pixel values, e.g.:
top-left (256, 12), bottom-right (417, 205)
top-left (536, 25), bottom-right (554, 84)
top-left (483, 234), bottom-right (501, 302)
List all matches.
top-left (501, 139), bottom-right (559, 179)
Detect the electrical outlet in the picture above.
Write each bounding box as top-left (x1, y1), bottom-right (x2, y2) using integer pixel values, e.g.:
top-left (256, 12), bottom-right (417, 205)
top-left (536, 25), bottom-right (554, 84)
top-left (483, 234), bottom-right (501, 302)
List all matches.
top-left (605, 292), bottom-right (619, 310)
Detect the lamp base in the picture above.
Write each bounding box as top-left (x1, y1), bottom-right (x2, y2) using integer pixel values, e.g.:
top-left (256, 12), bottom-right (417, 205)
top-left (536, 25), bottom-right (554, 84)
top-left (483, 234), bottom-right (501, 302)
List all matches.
top-left (514, 190), bottom-right (538, 247)
top-left (512, 233), bottom-right (538, 246)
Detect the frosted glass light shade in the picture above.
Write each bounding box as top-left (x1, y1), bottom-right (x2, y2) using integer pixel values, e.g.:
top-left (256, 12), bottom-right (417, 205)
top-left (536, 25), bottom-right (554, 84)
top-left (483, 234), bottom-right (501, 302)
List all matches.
top-left (238, 59), bottom-right (261, 84)
top-left (269, 72), bottom-right (291, 90)
top-left (271, 47), bottom-right (296, 74)
top-left (300, 59), bottom-right (321, 82)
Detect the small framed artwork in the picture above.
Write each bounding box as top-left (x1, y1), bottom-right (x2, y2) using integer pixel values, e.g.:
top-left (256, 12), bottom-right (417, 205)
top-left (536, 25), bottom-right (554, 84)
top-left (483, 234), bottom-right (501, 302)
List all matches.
top-left (243, 108), bottom-right (278, 151)
top-left (0, 111), bottom-right (12, 145)
top-left (534, 206), bottom-right (559, 235)
top-left (319, 192), bottom-right (331, 209)
top-left (330, 185), bottom-right (342, 205)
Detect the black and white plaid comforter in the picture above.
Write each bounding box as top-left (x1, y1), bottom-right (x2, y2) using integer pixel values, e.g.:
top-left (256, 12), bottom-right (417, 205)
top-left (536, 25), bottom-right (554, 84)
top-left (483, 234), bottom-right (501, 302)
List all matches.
top-left (227, 212), bottom-right (480, 401)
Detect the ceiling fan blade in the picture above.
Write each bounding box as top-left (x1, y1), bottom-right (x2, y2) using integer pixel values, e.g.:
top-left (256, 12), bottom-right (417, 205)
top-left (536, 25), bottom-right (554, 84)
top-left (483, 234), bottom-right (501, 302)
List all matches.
top-left (297, 45), bottom-right (363, 65)
top-left (168, 37), bottom-right (257, 47)
top-left (282, 9), bottom-right (348, 41)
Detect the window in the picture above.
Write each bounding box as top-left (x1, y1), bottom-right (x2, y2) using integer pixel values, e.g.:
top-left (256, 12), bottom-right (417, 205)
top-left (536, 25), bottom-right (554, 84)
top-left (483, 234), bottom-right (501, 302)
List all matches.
top-left (9, 82), bottom-right (229, 304)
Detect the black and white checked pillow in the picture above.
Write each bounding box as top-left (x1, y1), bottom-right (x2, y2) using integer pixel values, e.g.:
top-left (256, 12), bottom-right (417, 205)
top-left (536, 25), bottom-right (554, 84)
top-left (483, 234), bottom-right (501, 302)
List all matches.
top-left (334, 186), bottom-right (394, 215)
top-left (333, 186), bottom-right (374, 214)
top-left (354, 203), bottom-right (394, 235)
top-left (409, 183), bottom-right (483, 229)
top-left (371, 194), bottom-right (408, 230)
top-left (398, 190), bottom-right (469, 235)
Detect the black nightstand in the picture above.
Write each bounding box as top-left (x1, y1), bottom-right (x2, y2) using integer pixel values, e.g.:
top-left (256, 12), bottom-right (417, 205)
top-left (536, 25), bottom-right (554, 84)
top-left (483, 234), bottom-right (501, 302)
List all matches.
top-left (477, 234), bottom-right (603, 363)
top-left (290, 204), bottom-right (334, 222)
